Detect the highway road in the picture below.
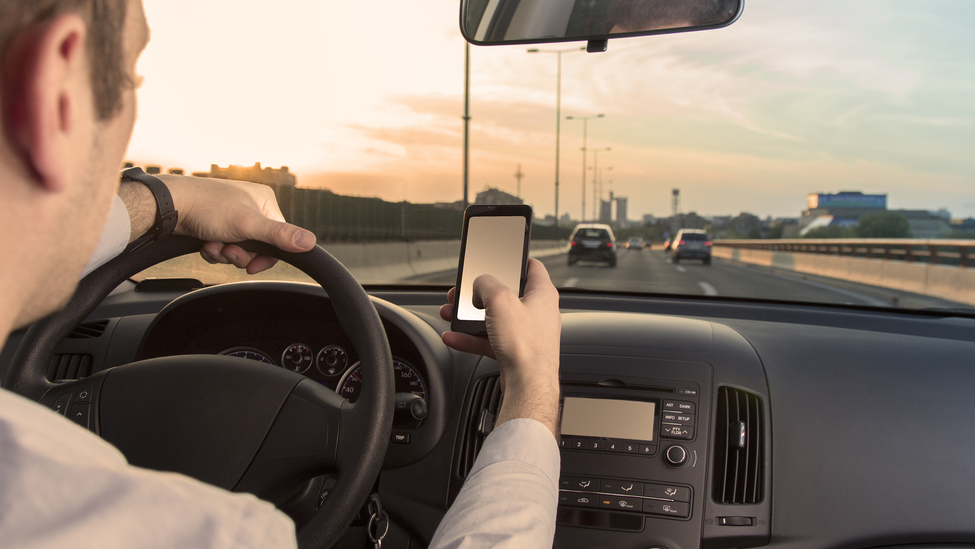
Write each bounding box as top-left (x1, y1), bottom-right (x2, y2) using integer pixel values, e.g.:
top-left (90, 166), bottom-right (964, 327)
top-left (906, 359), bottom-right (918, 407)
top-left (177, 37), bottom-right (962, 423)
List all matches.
top-left (410, 246), bottom-right (966, 310)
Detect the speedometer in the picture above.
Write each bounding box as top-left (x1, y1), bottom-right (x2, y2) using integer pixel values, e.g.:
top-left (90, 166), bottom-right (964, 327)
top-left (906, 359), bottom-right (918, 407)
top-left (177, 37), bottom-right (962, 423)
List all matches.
top-left (338, 358), bottom-right (426, 404)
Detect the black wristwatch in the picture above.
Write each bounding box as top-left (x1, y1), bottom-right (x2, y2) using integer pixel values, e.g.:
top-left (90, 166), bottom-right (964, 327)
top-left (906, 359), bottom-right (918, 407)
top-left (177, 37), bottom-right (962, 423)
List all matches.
top-left (121, 167), bottom-right (179, 253)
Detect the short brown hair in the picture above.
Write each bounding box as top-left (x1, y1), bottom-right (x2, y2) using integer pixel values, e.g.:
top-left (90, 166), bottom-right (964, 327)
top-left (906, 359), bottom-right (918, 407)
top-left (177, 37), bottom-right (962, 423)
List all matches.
top-left (0, 0), bottom-right (129, 120)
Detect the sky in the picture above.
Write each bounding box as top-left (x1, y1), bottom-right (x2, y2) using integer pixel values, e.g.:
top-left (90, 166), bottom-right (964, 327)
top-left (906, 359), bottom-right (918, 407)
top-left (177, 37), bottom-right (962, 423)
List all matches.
top-left (127, 0), bottom-right (975, 221)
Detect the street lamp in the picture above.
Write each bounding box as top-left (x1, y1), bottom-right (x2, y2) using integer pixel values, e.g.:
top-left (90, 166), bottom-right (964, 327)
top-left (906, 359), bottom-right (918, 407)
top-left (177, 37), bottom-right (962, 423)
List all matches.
top-left (566, 114), bottom-right (605, 222)
top-left (528, 46), bottom-right (585, 227)
top-left (590, 147), bottom-right (611, 220)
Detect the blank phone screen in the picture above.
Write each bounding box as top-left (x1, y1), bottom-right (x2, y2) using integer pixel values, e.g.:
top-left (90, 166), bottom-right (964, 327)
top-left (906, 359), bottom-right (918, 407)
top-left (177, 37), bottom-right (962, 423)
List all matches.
top-left (457, 216), bottom-right (527, 321)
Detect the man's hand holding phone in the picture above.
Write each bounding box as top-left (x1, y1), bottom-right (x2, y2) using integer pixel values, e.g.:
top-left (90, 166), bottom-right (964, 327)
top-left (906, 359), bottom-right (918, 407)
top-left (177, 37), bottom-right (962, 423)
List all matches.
top-left (440, 258), bottom-right (562, 440)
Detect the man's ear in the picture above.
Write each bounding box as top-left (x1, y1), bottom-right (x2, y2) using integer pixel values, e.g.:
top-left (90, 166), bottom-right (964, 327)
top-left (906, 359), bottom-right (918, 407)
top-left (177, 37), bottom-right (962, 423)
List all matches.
top-left (3, 14), bottom-right (88, 193)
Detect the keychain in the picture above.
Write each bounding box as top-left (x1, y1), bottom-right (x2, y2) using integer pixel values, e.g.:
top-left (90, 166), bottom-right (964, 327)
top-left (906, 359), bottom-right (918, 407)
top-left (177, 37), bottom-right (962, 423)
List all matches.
top-left (365, 493), bottom-right (389, 549)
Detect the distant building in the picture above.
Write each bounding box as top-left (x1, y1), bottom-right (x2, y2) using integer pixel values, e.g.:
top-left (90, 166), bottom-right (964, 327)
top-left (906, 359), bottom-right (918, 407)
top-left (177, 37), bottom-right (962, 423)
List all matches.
top-left (559, 213), bottom-right (574, 227)
top-left (950, 218), bottom-right (975, 233)
top-left (475, 188), bottom-right (523, 206)
top-left (807, 191), bottom-right (887, 211)
top-left (599, 200), bottom-right (612, 224)
top-left (194, 162), bottom-right (297, 189)
top-left (615, 197), bottom-right (628, 225)
top-left (799, 190), bottom-right (952, 237)
top-left (643, 214), bottom-right (656, 225)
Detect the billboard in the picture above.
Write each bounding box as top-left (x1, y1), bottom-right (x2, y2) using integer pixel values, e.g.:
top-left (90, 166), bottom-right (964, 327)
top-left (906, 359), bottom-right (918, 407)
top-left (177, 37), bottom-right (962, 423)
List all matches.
top-left (807, 192), bottom-right (886, 210)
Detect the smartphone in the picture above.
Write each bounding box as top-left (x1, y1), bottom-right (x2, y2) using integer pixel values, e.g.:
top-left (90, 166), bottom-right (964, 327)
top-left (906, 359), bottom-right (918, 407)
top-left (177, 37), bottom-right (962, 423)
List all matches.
top-left (451, 205), bottom-right (533, 335)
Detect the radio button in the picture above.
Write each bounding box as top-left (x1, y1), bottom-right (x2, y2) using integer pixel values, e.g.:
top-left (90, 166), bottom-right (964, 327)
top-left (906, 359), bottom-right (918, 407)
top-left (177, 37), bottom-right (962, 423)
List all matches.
top-left (599, 496), bottom-right (641, 512)
top-left (559, 491), bottom-right (598, 508)
top-left (560, 476), bottom-right (598, 492)
top-left (660, 425), bottom-right (694, 440)
top-left (678, 388), bottom-right (698, 397)
top-left (661, 412), bottom-right (695, 424)
top-left (621, 442), bottom-right (639, 454)
top-left (569, 438), bottom-right (585, 450)
top-left (587, 440), bottom-right (604, 451)
top-left (644, 484), bottom-right (691, 502)
top-left (600, 480), bottom-right (644, 495)
top-left (639, 445), bottom-right (654, 455)
top-left (643, 499), bottom-right (690, 518)
top-left (604, 440), bottom-right (622, 452)
top-left (662, 400), bottom-right (696, 414)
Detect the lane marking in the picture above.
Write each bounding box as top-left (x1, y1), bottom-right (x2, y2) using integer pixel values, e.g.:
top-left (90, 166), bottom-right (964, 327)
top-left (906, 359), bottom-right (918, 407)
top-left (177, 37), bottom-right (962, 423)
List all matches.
top-left (698, 282), bottom-right (718, 296)
top-left (564, 277), bottom-right (579, 288)
top-left (675, 266), bottom-right (687, 273)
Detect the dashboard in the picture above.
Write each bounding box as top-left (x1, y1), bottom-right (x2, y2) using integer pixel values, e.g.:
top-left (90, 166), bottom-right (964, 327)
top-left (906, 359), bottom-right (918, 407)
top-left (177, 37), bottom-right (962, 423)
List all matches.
top-left (4, 280), bottom-right (975, 549)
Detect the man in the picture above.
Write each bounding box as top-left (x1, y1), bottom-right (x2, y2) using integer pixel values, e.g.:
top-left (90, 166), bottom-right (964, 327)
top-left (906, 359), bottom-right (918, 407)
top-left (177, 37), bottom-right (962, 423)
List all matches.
top-left (0, 0), bottom-right (562, 547)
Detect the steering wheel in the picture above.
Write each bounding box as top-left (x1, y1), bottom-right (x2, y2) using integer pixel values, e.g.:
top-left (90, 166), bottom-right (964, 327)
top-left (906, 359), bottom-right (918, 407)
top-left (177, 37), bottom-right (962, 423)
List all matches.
top-left (3, 236), bottom-right (394, 549)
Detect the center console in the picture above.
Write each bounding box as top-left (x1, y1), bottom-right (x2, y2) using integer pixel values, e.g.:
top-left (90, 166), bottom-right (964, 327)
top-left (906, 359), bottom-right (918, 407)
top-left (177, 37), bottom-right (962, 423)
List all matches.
top-left (554, 354), bottom-right (712, 549)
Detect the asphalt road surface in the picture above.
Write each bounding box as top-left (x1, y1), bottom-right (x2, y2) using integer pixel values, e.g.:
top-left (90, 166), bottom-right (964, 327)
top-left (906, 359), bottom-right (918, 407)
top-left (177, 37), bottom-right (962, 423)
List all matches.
top-left (409, 247), bottom-right (966, 310)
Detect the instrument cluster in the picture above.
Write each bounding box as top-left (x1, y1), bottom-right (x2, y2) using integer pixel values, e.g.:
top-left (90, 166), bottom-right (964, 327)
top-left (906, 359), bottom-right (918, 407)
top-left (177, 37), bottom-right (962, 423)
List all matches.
top-left (219, 343), bottom-right (426, 403)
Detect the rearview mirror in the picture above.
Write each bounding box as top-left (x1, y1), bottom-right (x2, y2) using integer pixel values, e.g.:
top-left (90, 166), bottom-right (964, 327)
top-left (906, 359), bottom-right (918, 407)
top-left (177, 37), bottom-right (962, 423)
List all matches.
top-left (460, 0), bottom-right (743, 48)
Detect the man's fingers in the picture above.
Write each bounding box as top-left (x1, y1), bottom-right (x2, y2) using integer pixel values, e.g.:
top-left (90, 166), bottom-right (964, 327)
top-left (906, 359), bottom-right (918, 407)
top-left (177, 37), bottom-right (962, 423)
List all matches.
top-left (442, 331), bottom-right (496, 360)
top-left (439, 302), bottom-right (452, 322)
top-left (472, 274), bottom-right (510, 310)
top-left (239, 213), bottom-right (316, 253)
top-left (245, 255), bottom-right (279, 275)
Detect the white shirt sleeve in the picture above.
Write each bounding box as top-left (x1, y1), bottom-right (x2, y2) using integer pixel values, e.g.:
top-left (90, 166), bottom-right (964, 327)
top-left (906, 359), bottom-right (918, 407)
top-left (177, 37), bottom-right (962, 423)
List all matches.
top-left (0, 388), bottom-right (297, 549)
top-left (429, 418), bottom-right (561, 549)
top-left (81, 194), bottom-right (131, 278)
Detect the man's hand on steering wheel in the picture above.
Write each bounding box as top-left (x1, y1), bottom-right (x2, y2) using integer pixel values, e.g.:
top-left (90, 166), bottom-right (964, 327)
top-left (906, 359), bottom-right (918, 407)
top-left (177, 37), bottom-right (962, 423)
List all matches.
top-left (120, 174), bottom-right (317, 274)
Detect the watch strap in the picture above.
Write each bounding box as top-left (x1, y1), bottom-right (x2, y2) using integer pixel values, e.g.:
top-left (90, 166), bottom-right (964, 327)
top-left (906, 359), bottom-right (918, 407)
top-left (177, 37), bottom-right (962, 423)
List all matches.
top-left (121, 167), bottom-right (179, 253)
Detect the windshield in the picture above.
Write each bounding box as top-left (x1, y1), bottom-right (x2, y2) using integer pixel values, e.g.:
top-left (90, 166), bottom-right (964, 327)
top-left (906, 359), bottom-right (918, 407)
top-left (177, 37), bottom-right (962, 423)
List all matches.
top-left (131, 0), bottom-right (975, 312)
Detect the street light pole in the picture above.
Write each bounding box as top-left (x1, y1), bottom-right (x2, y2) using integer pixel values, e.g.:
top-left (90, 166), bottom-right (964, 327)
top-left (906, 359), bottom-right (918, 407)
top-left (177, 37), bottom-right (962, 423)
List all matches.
top-left (528, 46), bottom-right (584, 227)
top-left (591, 147), bottom-right (611, 220)
top-left (566, 113), bottom-right (604, 222)
top-left (463, 43), bottom-right (471, 209)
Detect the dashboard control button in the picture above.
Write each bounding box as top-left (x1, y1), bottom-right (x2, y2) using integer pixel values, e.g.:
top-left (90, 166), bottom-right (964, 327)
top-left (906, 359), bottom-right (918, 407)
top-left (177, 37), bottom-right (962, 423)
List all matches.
top-left (75, 387), bottom-right (93, 402)
top-left (639, 445), bottom-right (654, 455)
top-left (622, 442), bottom-right (639, 454)
top-left (663, 400), bottom-right (696, 414)
top-left (661, 412), bottom-right (695, 424)
top-left (560, 437), bottom-right (568, 448)
top-left (661, 425), bottom-right (694, 440)
top-left (391, 433), bottom-right (410, 444)
top-left (560, 476), bottom-right (598, 492)
top-left (600, 480), bottom-right (644, 495)
top-left (665, 445), bottom-right (688, 467)
top-left (678, 388), bottom-right (698, 397)
top-left (559, 491), bottom-right (597, 508)
top-left (69, 403), bottom-right (90, 428)
top-left (643, 499), bottom-right (689, 518)
top-left (588, 440), bottom-right (604, 451)
top-left (604, 440), bottom-right (622, 452)
top-left (570, 438), bottom-right (585, 450)
top-left (52, 393), bottom-right (71, 416)
top-left (644, 484), bottom-right (691, 502)
top-left (599, 496), bottom-right (641, 512)
top-left (718, 516), bottom-right (754, 526)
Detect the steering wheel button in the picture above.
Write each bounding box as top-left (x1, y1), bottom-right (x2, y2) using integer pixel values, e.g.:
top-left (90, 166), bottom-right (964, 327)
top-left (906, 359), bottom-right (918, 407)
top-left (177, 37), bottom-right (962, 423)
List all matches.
top-left (69, 403), bottom-right (90, 428)
top-left (75, 387), bottom-right (93, 402)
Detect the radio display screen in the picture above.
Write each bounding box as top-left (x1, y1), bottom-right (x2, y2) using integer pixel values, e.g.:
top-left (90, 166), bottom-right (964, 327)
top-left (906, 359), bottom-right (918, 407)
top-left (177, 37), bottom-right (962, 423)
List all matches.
top-left (561, 397), bottom-right (656, 442)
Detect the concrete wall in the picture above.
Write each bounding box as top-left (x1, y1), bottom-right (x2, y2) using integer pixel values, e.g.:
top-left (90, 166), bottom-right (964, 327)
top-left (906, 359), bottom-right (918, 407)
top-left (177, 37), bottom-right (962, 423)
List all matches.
top-left (714, 246), bottom-right (975, 306)
top-left (138, 240), bottom-right (567, 285)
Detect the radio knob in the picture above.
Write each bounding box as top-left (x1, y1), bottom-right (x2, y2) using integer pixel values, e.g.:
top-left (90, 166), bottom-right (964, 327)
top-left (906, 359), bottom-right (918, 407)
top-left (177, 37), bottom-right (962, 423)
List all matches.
top-left (665, 445), bottom-right (688, 467)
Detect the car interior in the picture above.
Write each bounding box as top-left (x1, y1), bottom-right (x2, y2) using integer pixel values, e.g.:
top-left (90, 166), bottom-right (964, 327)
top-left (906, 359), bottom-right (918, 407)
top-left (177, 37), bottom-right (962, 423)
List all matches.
top-left (3, 1), bottom-right (975, 549)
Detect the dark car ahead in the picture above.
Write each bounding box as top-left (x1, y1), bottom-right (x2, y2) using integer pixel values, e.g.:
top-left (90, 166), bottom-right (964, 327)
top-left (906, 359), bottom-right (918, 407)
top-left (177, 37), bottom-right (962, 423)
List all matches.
top-left (568, 223), bottom-right (617, 267)
top-left (672, 229), bottom-right (712, 264)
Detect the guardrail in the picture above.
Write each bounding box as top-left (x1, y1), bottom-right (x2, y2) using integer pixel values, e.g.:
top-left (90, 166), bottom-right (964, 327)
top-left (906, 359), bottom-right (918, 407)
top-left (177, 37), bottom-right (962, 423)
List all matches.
top-left (715, 239), bottom-right (975, 268)
top-left (712, 239), bottom-right (975, 306)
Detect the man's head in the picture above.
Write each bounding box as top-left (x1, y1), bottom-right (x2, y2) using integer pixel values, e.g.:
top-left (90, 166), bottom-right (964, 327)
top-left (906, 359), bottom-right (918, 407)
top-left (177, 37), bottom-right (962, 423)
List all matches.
top-left (0, 0), bottom-right (149, 329)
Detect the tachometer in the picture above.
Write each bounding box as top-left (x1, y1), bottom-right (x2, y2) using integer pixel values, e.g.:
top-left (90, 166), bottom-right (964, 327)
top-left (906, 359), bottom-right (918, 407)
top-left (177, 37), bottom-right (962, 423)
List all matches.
top-left (316, 345), bottom-right (348, 377)
top-left (281, 343), bottom-right (314, 374)
top-left (220, 347), bottom-right (274, 365)
top-left (338, 358), bottom-right (426, 404)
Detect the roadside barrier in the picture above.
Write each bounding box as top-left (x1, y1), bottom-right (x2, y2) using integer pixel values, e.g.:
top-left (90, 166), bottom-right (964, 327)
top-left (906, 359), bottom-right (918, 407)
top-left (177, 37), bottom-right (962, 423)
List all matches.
top-left (713, 239), bottom-right (975, 306)
top-left (136, 240), bottom-right (568, 285)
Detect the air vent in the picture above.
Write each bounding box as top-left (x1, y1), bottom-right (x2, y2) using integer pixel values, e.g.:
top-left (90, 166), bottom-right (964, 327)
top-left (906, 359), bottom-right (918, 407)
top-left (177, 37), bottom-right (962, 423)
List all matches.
top-left (68, 320), bottom-right (109, 339)
top-left (712, 387), bottom-right (764, 504)
top-left (457, 375), bottom-right (503, 479)
top-left (47, 354), bottom-right (93, 381)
